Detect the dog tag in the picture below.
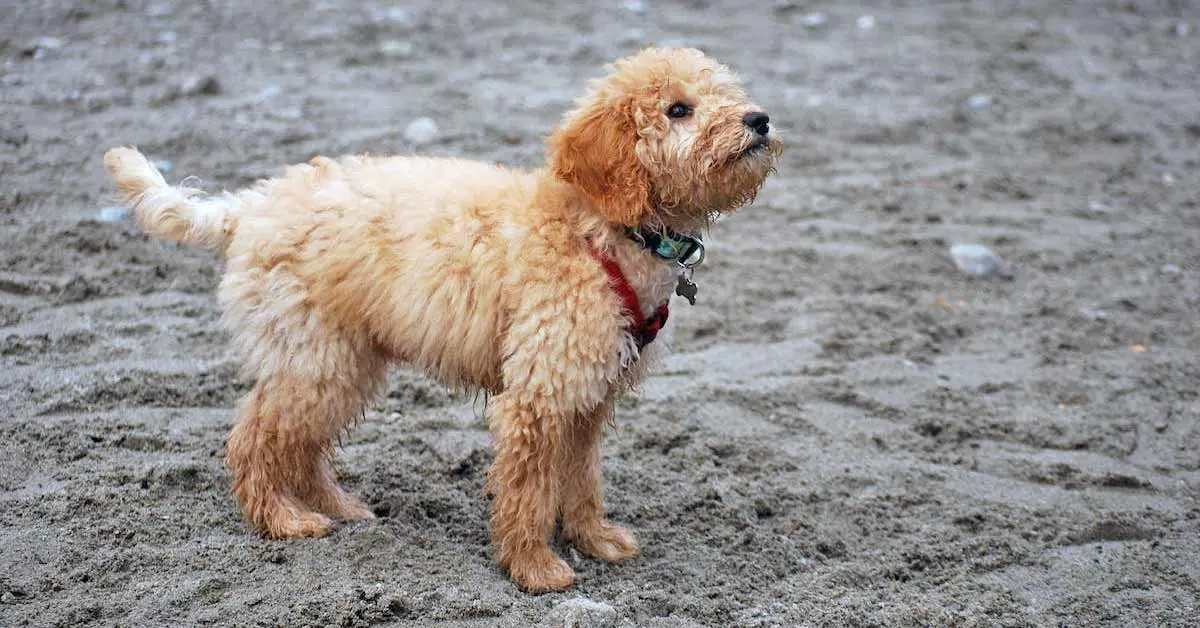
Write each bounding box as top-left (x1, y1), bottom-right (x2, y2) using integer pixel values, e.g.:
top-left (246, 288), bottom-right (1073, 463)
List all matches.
top-left (675, 274), bottom-right (698, 305)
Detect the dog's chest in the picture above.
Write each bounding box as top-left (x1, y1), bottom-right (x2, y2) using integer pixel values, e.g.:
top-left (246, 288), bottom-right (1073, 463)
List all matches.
top-left (609, 247), bottom-right (678, 363)
top-left (611, 243), bottom-right (677, 312)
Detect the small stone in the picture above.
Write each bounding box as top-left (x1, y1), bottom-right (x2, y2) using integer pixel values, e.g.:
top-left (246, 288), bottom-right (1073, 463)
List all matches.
top-left (97, 206), bottom-right (127, 222)
top-left (371, 6), bottom-right (410, 25)
top-left (34, 36), bottom-right (64, 50)
top-left (967, 93), bottom-right (993, 109)
top-left (857, 15), bottom-right (876, 30)
top-left (153, 159), bottom-right (173, 174)
top-left (23, 37), bottom-right (64, 59)
top-left (949, 243), bottom-right (1015, 279)
top-left (379, 39), bottom-right (414, 58)
top-left (155, 31), bottom-right (178, 44)
top-left (802, 12), bottom-right (827, 27)
top-left (385, 6), bottom-right (410, 23)
top-left (544, 597), bottom-right (617, 628)
top-left (1073, 200), bottom-right (1111, 218)
top-left (1161, 264), bottom-right (1182, 275)
top-left (1078, 307), bottom-right (1108, 321)
top-left (58, 274), bottom-right (97, 303)
top-left (1175, 22), bottom-right (1190, 37)
top-left (302, 24), bottom-right (341, 42)
top-left (182, 75), bottom-right (221, 96)
top-left (256, 85), bottom-right (283, 102)
top-left (403, 117), bottom-right (439, 146)
top-left (146, 2), bottom-right (174, 17)
top-left (622, 0), bottom-right (647, 14)
top-left (1161, 172), bottom-right (1175, 186)
top-left (270, 107), bottom-right (302, 121)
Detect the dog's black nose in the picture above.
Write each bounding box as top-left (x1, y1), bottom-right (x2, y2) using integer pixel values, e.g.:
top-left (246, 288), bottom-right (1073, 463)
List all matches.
top-left (743, 111), bottom-right (770, 135)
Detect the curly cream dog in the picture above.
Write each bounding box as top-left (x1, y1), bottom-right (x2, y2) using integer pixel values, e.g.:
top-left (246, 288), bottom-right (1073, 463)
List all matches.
top-left (103, 47), bottom-right (780, 592)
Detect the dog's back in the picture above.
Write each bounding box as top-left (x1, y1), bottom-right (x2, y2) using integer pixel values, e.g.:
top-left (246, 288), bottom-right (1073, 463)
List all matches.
top-left (224, 154), bottom-right (547, 391)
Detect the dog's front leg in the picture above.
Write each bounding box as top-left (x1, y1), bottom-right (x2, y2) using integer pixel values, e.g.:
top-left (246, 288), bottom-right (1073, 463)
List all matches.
top-left (560, 396), bottom-right (639, 562)
top-left (484, 253), bottom-right (631, 591)
top-left (487, 391), bottom-right (574, 592)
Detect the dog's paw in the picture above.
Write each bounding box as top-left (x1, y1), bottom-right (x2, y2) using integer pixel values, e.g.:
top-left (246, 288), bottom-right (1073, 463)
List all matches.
top-left (265, 509), bottom-right (335, 539)
top-left (567, 520), bottom-right (639, 563)
top-left (507, 550), bottom-right (576, 593)
top-left (330, 493), bottom-right (376, 522)
top-left (338, 497), bottom-right (376, 521)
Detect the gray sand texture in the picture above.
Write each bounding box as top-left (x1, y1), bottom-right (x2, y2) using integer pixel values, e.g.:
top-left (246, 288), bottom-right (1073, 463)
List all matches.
top-left (2, 1), bottom-right (1198, 626)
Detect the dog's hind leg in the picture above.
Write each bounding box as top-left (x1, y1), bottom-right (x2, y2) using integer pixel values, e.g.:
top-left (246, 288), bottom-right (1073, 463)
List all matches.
top-left (224, 343), bottom-right (387, 538)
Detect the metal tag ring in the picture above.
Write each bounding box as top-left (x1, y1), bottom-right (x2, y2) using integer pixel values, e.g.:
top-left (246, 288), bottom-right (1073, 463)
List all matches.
top-left (679, 240), bottom-right (705, 268)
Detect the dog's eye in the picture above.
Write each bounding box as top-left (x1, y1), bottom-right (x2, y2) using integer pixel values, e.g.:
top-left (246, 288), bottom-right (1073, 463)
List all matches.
top-left (667, 103), bottom-right (692, 119)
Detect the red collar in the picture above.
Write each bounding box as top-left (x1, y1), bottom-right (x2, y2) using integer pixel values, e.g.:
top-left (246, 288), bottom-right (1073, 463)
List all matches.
top-left (590, 247), bottom-right (669, 350)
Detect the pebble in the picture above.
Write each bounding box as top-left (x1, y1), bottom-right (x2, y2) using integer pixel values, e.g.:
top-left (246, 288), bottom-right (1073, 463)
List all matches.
top-left (154, 159), bottom-right (173, 174)
top-left (24, 37), bottom-right (64, 59)
top-left (1072, 200), bottom-right (1111, 218)
top-left (857, 15), bottom-right (876, 30)
top-left (302, 24), bottom-right (341, 42)
top-left (802, 12), bottom-right (827, 27)
top-left (967, 93), bottom-right (993, 109)
top-left (380, 39), bottom-right (415, 58)
top-left (155, 31), bottom-right (178, 44)
top-left (270, 107), bottom-right (303, 121)
top-left (97, 206), bottom-right (128, 223)
top-left (371, 6), bottom-right (410, 25)
top-left (622, 0), bottom-right (647, 15)
top-left (403, 117), bottom-right (439, 146)
top-left (181, 74), bottom-right (221, 96)
top-left (256, 85), bottom-right (283, 102)
top-left (1161, 264), bottom-right (1182, 275)
top-left (146, 2), bottom-right (174, 17)
top-left (544, 597), bottom-right (617, 628)
top-left (949, 243), bottom-right (1016, 279)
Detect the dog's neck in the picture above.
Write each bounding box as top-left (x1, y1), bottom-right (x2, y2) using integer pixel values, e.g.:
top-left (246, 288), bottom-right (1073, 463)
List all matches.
top-left (532, 174), bottom-right (629, 254)
top-left (534, 173), bottom-right (704, 259)
top-left (535, 172), bottom-right (681, 312)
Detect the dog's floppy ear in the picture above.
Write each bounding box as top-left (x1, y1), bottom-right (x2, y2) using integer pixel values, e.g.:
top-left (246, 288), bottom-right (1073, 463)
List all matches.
top-left (548, 100), bottom-right (651, 227)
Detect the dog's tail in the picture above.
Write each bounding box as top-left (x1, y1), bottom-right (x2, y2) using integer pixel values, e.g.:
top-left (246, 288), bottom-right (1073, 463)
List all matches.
top-left (103, 147), bottom-right (240, 253)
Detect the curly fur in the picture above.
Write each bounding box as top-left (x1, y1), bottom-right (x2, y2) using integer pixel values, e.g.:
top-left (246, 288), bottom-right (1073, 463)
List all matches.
top-left (102, 47), bottom-right (780, 593)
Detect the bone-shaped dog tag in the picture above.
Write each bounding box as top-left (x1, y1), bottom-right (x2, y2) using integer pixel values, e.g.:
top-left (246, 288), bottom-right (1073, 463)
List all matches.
top-left (675, 274), bottom-right (698, 305)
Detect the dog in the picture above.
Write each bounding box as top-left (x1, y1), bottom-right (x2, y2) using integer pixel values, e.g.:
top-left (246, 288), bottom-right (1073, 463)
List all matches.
top-left (103, 47), bottom-right (780, 592)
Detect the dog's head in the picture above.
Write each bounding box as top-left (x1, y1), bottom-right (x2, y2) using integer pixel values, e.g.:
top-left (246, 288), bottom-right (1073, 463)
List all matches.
top-left (548, 47), bottom-right (781, 231)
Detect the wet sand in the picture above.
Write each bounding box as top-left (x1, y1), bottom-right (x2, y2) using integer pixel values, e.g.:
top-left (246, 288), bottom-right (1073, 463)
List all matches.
top-left (2, 1), bottom-right (1198, 626)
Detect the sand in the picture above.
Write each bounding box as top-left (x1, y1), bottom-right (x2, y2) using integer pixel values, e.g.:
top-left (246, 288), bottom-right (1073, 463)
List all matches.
top-left (2, 1), bottom-right (1197, 626)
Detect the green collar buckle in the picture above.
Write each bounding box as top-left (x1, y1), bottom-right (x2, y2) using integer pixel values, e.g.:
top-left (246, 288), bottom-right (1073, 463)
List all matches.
top-left (625, 227), bottom-right (705, 268)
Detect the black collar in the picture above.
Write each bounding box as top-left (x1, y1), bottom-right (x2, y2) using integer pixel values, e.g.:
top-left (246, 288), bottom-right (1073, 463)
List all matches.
top-left (625, 226), bottom-right (706, 268)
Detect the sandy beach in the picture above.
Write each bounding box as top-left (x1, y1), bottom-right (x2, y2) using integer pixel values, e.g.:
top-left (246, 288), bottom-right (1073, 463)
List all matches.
top-left (2, 1), bottom-right (1197, 626)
